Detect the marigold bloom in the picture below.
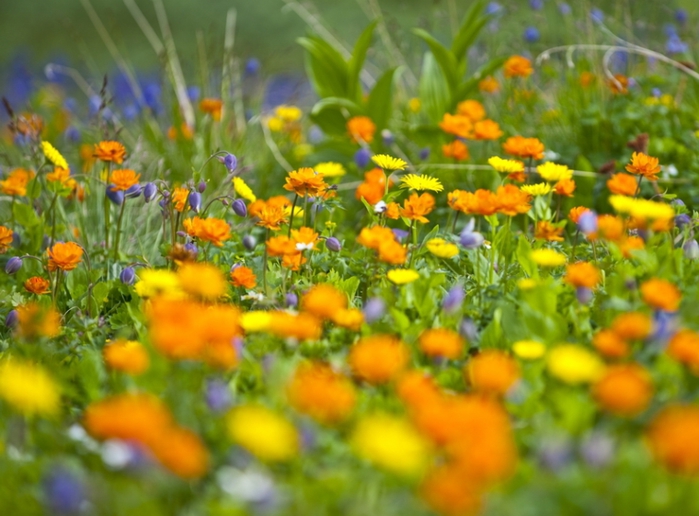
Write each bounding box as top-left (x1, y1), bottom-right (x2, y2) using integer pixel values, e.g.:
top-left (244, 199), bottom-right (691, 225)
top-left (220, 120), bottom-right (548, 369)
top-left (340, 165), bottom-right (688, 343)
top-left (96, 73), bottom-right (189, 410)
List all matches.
top-left (473, 119), bottom-right (503, 140)
top-left (456, 99), bottom-right (486, 122)
top-left (109, 169), bottom-right (140, 191)
top-left (535, 221), bottom-right (564, 242)
top-left (401, 192), bottom-right (435, 223)
top-left (667, 330), bottom-right (699, 374)
top-left (41, 141), bottom-right (69, 170)
top-left (467, 350), bottom-right (520, 396)
top-left (291, 226), bottom-right (319, 251)
top-left (301, 283), bottom-right (347, 320)
top-left (439, 113), bottom-right (473, 138)
top-left (287, 362), bottom-right (356, 425)
top-left (396, 370), bottom-right (441, 408)
top-left (150, 427), bottom-right (210, 479)
top-left (620, 235), bottom-right (645, 258)
top-left (230, 266), bottom-right (257, 289)
top-left (421, 465), bottom-right (483, 516)
top-left (647, 405), bottom-right (699, 475)
top-left (591, 214), bottom-right (624, 242)
top-left (347, 116), bottom-right (376, 143)
top-left (419, 328), bottom-right (464, 359)
top-left (0, 168), bottom-right (34, 196)
top-left (569, 206), bottom-right (590, 224)
top-left (355, 168), bottom-right (388, 205)
top-left (504, 55), bottom-right (533, 78)
top-left (268, 311), bottom-right (322, 341)
top-left (579, 71), bottom-right (596, 87)
top-left (171, 187), bottom-right (189, 212)
top-left (349, 335), bottom-right (410, 384)
top-left (442, 140), bottom-right (470, 161)
top-left (608, 74), bottom-right (629, 94)
top-left (331, 308), bottom-right (364, 330)
top-left (479, 75), bottom-right (500, 93)
top-left (611, 312), bottom-right (651, 341)
top-left (0, 359), bottom-right (60, 416)
top-left (425, 238), bottom-right (459, 259)
top-left (357, 225), bottom-right (395, 250)
top-left (640, 278), bottom-right (681, 311)
top-left (564, 262), bottom-right (601, 289)
top-left (47, 242), bottom-right (83, 271)
top-left (200, 98), bottom-right (223, 120)
top-left (93, 140), bottom-right (126, 164)
top-left (531, 248), bottom-right (566, 267)
top-left (547, 344), bottom-right (605, 385)
top-left (495, 184), bottom-right (531, 216)
top-left (593, 364), bottom-right (653, 417)
top-left (281, 250), bottom-right (306, 270)
top-left (607, 173), bottom-right (638, 196)
top-left (283, 167), bottom-right (327, 197)
top-left (24, 276), bottom-right (50, 295)
top-left (372, 154), bottom-right (407, 171)
top-left (503, 135), bottom-right (544, 160)
top-left (592, 330), bottom-right (630, 359)
top-left (183, 216), bottom-right (231, 247)
top-left (227, 405), bottom-right (299, 462)
top-left (266, 235), bottom-right (298, 257)
top-left (554, 178), bottom-right (576, 197)
top-left (253, 201), bottom-right (289, 231)
top-left (379, 240), bottom-right (408, 265)
top-left (103, 340), bottom-right (150, 375)
top-left (0, 226), bottom-right (14, 254)
top-left (401, 174), bottom-right (443, 193)
top-left (177, 262), bottom-right (228, 300)
top-left (46, 167), bottom-right (76, 189)
top-left (167, 123), bottom-right (194, 141)
top-left (625, 152), bottom-right (661, 181)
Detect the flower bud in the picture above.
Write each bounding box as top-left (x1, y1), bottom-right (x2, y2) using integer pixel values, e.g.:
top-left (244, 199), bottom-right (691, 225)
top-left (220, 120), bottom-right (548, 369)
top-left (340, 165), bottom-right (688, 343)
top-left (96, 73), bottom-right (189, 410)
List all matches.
top-left (197, 180), bottom-right (207, 193)
top-left (354, 148), bottom-right (371, 168)
top-left (459, 317), bottom-right (478, 341)
top-left (460, 229), bottom-right (484, 249)
top-left (392, 229), bottom-right (409, 242)
top-left (325, 237), bottom-right (342, 252)
top-left (419, 147), bottom-right (430, 160)
top-left (5, 257), bottom-right (22, 275)
top-left (125, 184), bottom-right (142, 198)
top-left (442, 285), bottom-right (464, 314)
top-left (363, 297), bottom-right (386, 324)
top-left (577, 211), bottom-right (598, 235)
top-left (220, 153), bottom-right (238, 172)
top-left (43, 466), bottom-right (85, 515)
top-left (143, 182), bottom-right (157, 202)
top-left (206, 379), bottom-right (233, 412)
top-left (285, 293), bottom-right (298, 308)
top-left (242, 235), bottom-right (257, 250)
top-left (119, 266), bottom-right (135, 285)
top-left (188, 191), bottom-right (202, 213)
top-left (675, 213), bottom-right (691, 230)
top-left (580, 432), bottom-right (614, 469)
top-left (184, 243), bottom-right (199, 256)
top-left (232, 199), bottom-right (247, 217)
top-left (684, 239), bottom-right (699, 260)
top-left (576, 287), bottom-right (593, 304)
top-left (5, 309), bottom-right (18, 328)
top-left (106, 186), bottom-right (124, 205)
top-left (381, 129), bottom-right (394, 146)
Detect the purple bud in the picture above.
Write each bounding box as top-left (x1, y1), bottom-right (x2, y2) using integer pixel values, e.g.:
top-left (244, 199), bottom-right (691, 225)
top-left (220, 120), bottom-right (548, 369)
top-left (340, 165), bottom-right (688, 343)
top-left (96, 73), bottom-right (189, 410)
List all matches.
top-left (675, 213), bottom-right (691, 229)
top-left (392, 229), bottom-right (409, 242)
top-left (325, 237), bottom-right (342, 252)
top-left (106, 186), bottom-right (124, 205)
top-left (143, 182), bottom-right (157, 202)
top-left (242, 235), bottom-right (257, 250)
top-left (459, 317), bottom-right (478, 341)
top-left (460, 229), bottom-right (484, 249)
top-left (285, 293), bottom-right (298, 308)
top-left (43, 466), bottom-right (85, 515)
top-left (119, 266), bottom-right (135, 285)
top-left (419, 148), bottom-right (430, 160)
top-left (684, 239), bottom-right (699, 260)
top-left (363, 297), bottom-right (386, 324)
top-left (577, 211), bottom-right (598, 235)
top-left (558, 3), bottom-right (571, 15)
top-left (576, 287), bottom-right (593, 304)
top-left (538, 437), bottom-right (573, 472)
top-left (354, 148), bottom-right (371, 168)
top-left (381, 129), bottom-right (394, 146)
top-left (206, 379), bottom-right (233, 412)
top-left (652, 310), bottom-right (680, 343)
top-left (188, 191), bottom-right (202, 213)
top-left (580, 432), bottom-right (614, 469)
top-left (232, 199), bottom-right (247, 217)
top-left (124, 184), bottom-right (142, 198)
top-left (676, 9), bottom-right (687, 25)
top-left (590, 7), bottom-right (604, 23)
top-left (221, 153), bottom-right (238, 172)
top-left (5, 309), bottom-right (18, 328)
top-left (245, 58), bottom-right (261, 75)
top-left (442, 284), bottom-right (464, 314)
top-left (5, 257), bottom-right (22, 274)
top-left (529, 0), bottom-right (543, 10)
top-left (162, 190), bottom-right (171, 199)
top-left (197, 181), bottom-right (207, 193)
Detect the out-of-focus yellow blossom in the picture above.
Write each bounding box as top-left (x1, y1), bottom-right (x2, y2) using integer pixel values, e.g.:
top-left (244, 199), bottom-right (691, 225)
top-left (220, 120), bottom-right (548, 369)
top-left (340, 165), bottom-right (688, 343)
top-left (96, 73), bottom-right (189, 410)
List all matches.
top-left (521, 183), bottom-right (551, 196)
top-left (314, 162), bottom-right (346, 178)
top-left (275, 105), bottom-right (302, 122)
top-left (488, 156), bottom-right (525, 174)
top-left (227, 405), bottom-right (299, 462)
top-left (530, 248), bottom-right (566, 267)
top-left (372, 154), bottom-right (408, 171)
top-left (547, 344), bottom-right (605, 384)
top-left (426, 238), bottom-right (459, 259)
top-left (537, 162), bottom-right (573, 182)
top-left (0, 359), bottom-right (60, 416)
top-left (41, 141), bottom-right (69, 170)
top-left (408, 98), bottom-right (421, 112)
top-left (512, 340), bottom-right (546, 360)
top-left (134, 269), bottom-right (184, 299)
top-left (387, 269), bottom-right (420, 285)
top-left (240, 311), bottom-right (273, 333)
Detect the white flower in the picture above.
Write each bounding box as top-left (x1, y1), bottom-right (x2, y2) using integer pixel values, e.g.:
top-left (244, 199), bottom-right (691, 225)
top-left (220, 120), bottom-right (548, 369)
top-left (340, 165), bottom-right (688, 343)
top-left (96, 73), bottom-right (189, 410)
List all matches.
top-left (296, 242), bottom-right (314, 251)
top-left (373, 200), bottom-right (387, 213)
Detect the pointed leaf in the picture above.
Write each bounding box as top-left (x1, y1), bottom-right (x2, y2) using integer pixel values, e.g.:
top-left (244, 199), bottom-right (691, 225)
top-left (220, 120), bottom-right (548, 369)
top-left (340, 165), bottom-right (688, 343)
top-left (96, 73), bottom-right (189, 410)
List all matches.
top-left (366, 67), bottom-right (400, 131)
top-left (451, 0), bottom-right (488, 60)
top-left (418, 53), bottom-right (450, 124)
top-left (347, 21), bottom-right (378, 101)
top-left (412, 28), bottom-right (459, 95)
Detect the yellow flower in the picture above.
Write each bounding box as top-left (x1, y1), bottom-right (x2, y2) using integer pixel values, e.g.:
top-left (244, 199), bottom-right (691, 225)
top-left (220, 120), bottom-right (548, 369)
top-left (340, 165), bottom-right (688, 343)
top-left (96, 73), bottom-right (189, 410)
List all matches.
top-left (232, 177), bottom-right (256, 203)
top-left (177, 263), bottom-right (227, 300)
top-left (512, 340), bottom-right (546, 360)
top-left (530, 248), bottom-right (566, 267)
top-left (547, 344), bottom-right (605, 384)
top-left (274, 105), bottom-right (302, 122)
top-left (537, 162), bottom-right (573, 182)
top-left (226, 405), bottom-right (299, 462)
top-left (408, 98), bottom-right (421, 112)
top-left (372, 154), bottom-right (408, 171)
top-left (521, 183), bottom-right (551, 196)
top-left (400, 174), bottom-right (443, 192)
top-left (267, 117), bottom-right (283, 131)
top-left (488, 156), bottom-right (524, 174)
top-left (387, 269), bottom-right (420, 285)
top-left (240, 311), bottom-right (273, 332)
top-left (41, 141), bottom-right (69, 170)
top-left (518, 278), bottom-right (538, 290)
top-left (134, 269), bottom-right (184, 299)
top-left (0, 359), bottom-right (60, 416)
top-left (314, 162), bottom-right (346, 178)
top-left (426, 238), bottom-right (459, 259)
top-left (609, 195), bottom-right (674, 221)
top-left (351, 413), bottom-right (431, 477)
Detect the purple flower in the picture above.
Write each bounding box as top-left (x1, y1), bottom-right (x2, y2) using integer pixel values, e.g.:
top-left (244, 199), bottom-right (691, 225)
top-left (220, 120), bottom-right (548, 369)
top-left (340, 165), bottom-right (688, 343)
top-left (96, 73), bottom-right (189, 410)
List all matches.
top-left (188, 191), bottom-right (202, 213)
top-left (459, 318), bottom-right (478, 341)
top-left (143, 182), bottom-right (157, 202)
top-left (442, 285), bottom-right (465, 314)
top-left (675, 213), bottom-right (691, 229)
top-left (666, 35), bottom-right (688, 55)
top-left (125, 184), bottom-right (142, 198)
top-left (187, 86), bottom-right (201, 102)
top-left (684, 239), bottom-right (699, 260)
top-left (232, 199), bottom-right (247, 217)
top-left (652, 310), bottom-right (680, 344)
top-left (460, 220), bottom-right (485, 249)
top-left (5, 256), bottom-right (22, 274)
top-left (242, 235), bottom-right (257, 250)
top-left (325, 237), bottom-right (342, 252)
top-left (580, 432), bottom-right (614, 469)
top-left (206, 379), bottom-right (233, 412)
top-left (419, 148), bottom-right (430, 160)
top-left (43, 466), bottom-right (85, 515)
top-left (524, 27), bottom-right (540, 43)
top-left (590, 7), bottom-right (604, 23)
top-left (485, 2), bottom-right (502, 15)
top-left (577, 210), bottom-right (598, 235)
top-left (119, 266), bottom-right (135, 285)
top-left (558, 3), bottom-right (571, 15)
top-left (538, 437), bottom-right (573, 472)
top-left (354, 148), bottom-right (372, 168)
top-left (105, 186), bottom-right (124, 206)
top-left (529, 0), bottom-right (543, 10)
top-left (5, 309), bottom-right (18, 328)
top-left (363, 297), bottom-right (386, 323)
top-left (197, 180), bottom-right (207, 193)
top-left (220, 153), bottom-right (238, 172)
top-left (184, 243), bottom-right (199, 257)
top-left (392, 229), bottom-right (410, 241)
top-left (285, 293), bottom-right (298, 308)
top-left (675, 9), bottom-right (687, 25)
top-left (576, 287), bottom-right (593, 304)
top-left (245, 58), bottom-right (261, 76)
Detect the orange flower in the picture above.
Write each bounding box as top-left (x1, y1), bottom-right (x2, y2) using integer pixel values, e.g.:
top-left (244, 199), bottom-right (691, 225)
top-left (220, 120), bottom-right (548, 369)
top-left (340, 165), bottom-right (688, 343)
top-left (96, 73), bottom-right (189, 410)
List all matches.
top-left (592, 330), bottom-right (630, 359)
top-left (266, 235), bottom-right (298, 257)
top-left (301, 283), bottom-right (347, 320)
top-left (283, 167), bottom-right (327, 197)
top-left (103, 339), bottom-right (150, 375)
top-left (579, 71), bottom-right (596, 88)
top-left (503, 136), bottom-right (544, 160)
top-left (439, 113), bottom-right (473, 138)
top-left (569, 206), bottom-right (590, 224)
top-left (254, 202), bottom-right (289, 231)
top-left (607, 173), bottom-right (638, 196)
top-left (467, 350), bottom-right (520, 396)
top-left (495, 184), bottom-right (531, 216)
top-left (447, 190), bottom-right (470, 213)
top-left (535, 221), bottom-right (564, 242)
top-left (396, 370), bottom-right (441, 409)
top-left (611, 312), bottom-right (651, 341)
top-left (554, 178), bottom-right (576, 197)
top-left (24, 277), bottom-right (50, 295)
top-left (347, 116), bottom-right (376, 144)
top-left (504, 55), bottom-right (533, 78)
top-left (473, 119), bottom-right (503, 140)
top-left (620, 235), bottom-right (645, 258)
top-left (287, 361), bottom-right (356, 425)
top-left (478, 76), bottom-right (500, 93)
top-left (349, 335), bottom-right (410, 384)
top-left (171, 187), bottom-right (189, 212)
top-left (640, 278), bottom-right (681, 311)
top-left (80, 144), bottom-right (96, 172)
top-left (467, 190), bottom-right (499, 216)
top-left (357, 225), bottom-right (396, 250)
top-left (268, 311), bottom-right (322, 341)
top-left (183, 216), bottom-right (230, 247)
top-left (46, 168), bottom-right (76, 189)
top-left (419, 328), bottom-right (464, 359)
top-left (291, 226), bottom-right (319, 251)
top-left (47, 242), bottom-right (83, 271)
top-left (109, 169), bottom-right (140, 191)
top-left (282, 253), bottom-right (307, 272)
top-left (442, 140), bottom-right (470, 161)
top-left (608, 74), bottom-right (629, 94)
top-left (0, 226), bottom-right (13, 254)
top-left (378, 239), bottom-right (408, 265)
top-left (593, 364), bottom-right (653, 416)
top-left (401, 192), bottom-right (435, 223)
top-left (421, 465), bottom-right (483, 516)
top-left (564, 262), bottom-right (601, 289)
top-left (1, 168), bottom-right (34, 196)
top-left (625, 152), bottom-right (661, 181)
top-left (93, 141), bottom-right (126, 164)
top-left (385, 202), bottom-right (401, 219)
top-left (647, 405), bottom-right (699, 475)
top-left (230, 266), bottom-right (257, 289)
top-left (167, 123), bottom-right (194, 140)
top-left (456, 100), bottom-right (486, 122)
top-left (199, 98), bottom-right (223, 121)
top-left (16, 302), bottom-right (61, 339)
top-left (667, 329), bottom-right (699, 374)
top-left (150, 427), bottom-right (210, 479)
top-left (592, 215), bottom-right (624, 242)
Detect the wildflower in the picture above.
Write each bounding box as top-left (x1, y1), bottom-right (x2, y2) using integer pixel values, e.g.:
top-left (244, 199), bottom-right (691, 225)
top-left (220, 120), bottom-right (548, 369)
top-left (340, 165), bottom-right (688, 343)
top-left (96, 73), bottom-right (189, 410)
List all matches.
top-left (378, 241), bottom-right (408, 265)
top-left (24, 276), bottom-right (50, 295)
top-left (134, 269), bottom-right (184, 299)
top-left (420, 328), bottom-right (464, 359)
top-left (438, 113), bottom-right (473, 138)
top-left (640, 278), bottom-right (681, 311)
top-left (611, 312), bottom-right (651, 341)
top-left (421, 466), bottom-right (483, 516)
top-left (291, 226), bottom-right (318, 251)
top-left (314, 162), bottom-right (346, 178)
top-left (554, 178), bottom-right (576, 197)
top-left (667, 330), bottom-right (699, 373)
top-left (472, 119), bottom-right (502, 140)
top-left (503, 136), bottom-right (545, 160)
top-left (15, 302), bottom-right (60, 339)
top-left (0, 227), bottom-right (13, 254)
top-left (569, 206), bottom-right (590, 224)
top-left (537, 162), bottom-right (573, 182)
top-left (171, 187), bottom-right (189, 212)
top-left (266, 235), bottom-right (298, 257)
top-left (347, 116), bottom-right (376, 143)
top-left (489, 157), bottom-right (524, 174)
top-left (252, 201), bottom-right (289, 231)
top-left (607, 173), bottom-right (638, 196)
top-left (608, 74), bottom-right (629, 94)
top-left (150, 427), bottom-right (210, 479)
top-left (535, 221), bottom-right (564, 242)
top-left (457, 99), bottom-right (486, 122)
top-left (1, 168), bottom-right (34, 196)
top-left (425, 238), bottom-right (459, 259)
top-left (226, 404), bottom-right (299, 462)
top-left (521, 183), bottom-right (551, 196)
top-left (647, 405), bottom-right (699, 475)
top-left (512, 340), bottom-right (546, 360)
top-left (103, 340), bottom-right (150, 375)
top-left (178, 262), bottom-right (227, 300)
top-left (593, 364), bottom-right (653, 417)
top-left (200, 98), bottom-right (223, 120)
top-left (547, 344), bottom-right (605, 384)
top-left (626, 152), bottom-right (661, 181)
top-left (495, 184), bottom-right (532, 216)
top-left (47, 242), bottom-right (83, 272)
top-left (504, 55), bottom-right (534, 78)
top-left (283, 167), bottom-right (327, 197)
top-left (349, 335), bottom-right (410, 384)
top-left (401, 192), bottom-right (435, 222)
top-left (531, 248), bottom-right (566, 267)
top-left (0, 359), bottom-right (60, 416)
top-left (408, 97), bottom-right (421, 112)
top-left (442, 140), bottom-right (470, 160)
top-left (93, 140), bottom-right (126, 164)
top-left (300, 283), bottom-right (347, 320)
top-left (357, 225), bottom-right (395, 250)
top-left (372, 154), bottom-right (407, 171)
top-left (351, 414), bottom-right (431, 477)
top-left (109, 169), bottom-right (140, 191)
top-left (467, 350), bottom-right (520, 395)
top-left (41, 141), bottom-right (69, 170)
top-left (275, 105), bottom-right (302, 122)
top-left (564, 262), bottom-right (601, 289)
top-left (183, 216), bottom-right (231, 247)
top-left (230, 266), bottom-right (256, 289)
top-left (325, 236), bottom-right (342, 252)
top-left (232, 177), bottom-right (256, 202)
top-left (401, 174), bottom-right (443, 193)
top-left (287, 362), bottom-right (356, 425)
top-left (386, 268), bottom-right (419, 285)
top-left (593, 329), bottom-right (630, 359)
top-left (479, 75), bottom-right (500, 93)
top-left (268, 311), bottom-right (322, 341)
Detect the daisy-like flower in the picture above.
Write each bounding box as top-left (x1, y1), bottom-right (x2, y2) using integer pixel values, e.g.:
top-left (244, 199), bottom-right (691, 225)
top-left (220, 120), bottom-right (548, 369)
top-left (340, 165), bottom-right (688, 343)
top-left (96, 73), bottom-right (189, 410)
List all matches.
top-left (521, 183), bottom-right (551, 196)
top-left (314, 162), bottom-right (346, 178)
top-left (372, 154), bottom-right (408, 171)
top-left (232, 177), bottom-right (256, 202)
top-left (24, 277), bottom-right (51, 295)
top-left (109, 169), bottom-right (140, 191)
top-left (283, 167), bottom-right (327, 197)
top-left (488, 156), bottom-right (525, 174)
top-left (387, 269), bottom-right (420, 285)
top-left (625, 152), bottom-right (662, 181)
top-left (0, 226), bottom-right (13, 254)
top-left (93, 141), bottom-right (126, 164)
top-left (400, 174), bottom-right (443, 193)
top-left (537, 162), bottom-right (573, 182)
top-left (41, 141), bottom-right (69, 170)
top-left (47, 242), bottom-right (83, 271)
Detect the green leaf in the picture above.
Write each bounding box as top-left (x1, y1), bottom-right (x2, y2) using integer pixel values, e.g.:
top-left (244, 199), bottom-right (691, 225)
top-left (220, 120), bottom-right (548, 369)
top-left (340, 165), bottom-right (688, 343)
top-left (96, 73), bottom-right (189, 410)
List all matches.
top-left (347, 21), bottom-right (377, 102)
top-left (454, 56), bottom-right (507, 104)
top-left (516, 236), bottom-right (537, 278)
top-left (298, 36), bottom-right (350, 98)
top-left (13, 202), bottom-right (39, 228)
top-left (418, 53), bottom-right (450, 124)
top-left (366, 67), bottom-right (400, 131)
top-left (451, 0), bottom-right (488, 63)
top-left (311, 97), bottom-right (362, 118)
top-left (412, 28), bottom-right (459, 95)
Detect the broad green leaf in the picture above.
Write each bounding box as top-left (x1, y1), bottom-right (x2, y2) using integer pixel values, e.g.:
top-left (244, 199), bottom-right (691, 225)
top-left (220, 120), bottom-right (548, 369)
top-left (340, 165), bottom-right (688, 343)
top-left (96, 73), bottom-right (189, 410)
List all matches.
top-left (418, 53), bottom-right (450, 124)
top-left (366, 67), bottom-right (400, 131)
top-left (454, 56), bottom-right (507, 105)
top-left (412, 28), bottom-right (458, 95)
top-left (298, 36), bottom-right (349, 98)
top-left (451, 0), bottom-right (489, 63)
top-left (311, 97), bottom-right (362, 117)
top-left (347, 21), bottom-right (377, 102)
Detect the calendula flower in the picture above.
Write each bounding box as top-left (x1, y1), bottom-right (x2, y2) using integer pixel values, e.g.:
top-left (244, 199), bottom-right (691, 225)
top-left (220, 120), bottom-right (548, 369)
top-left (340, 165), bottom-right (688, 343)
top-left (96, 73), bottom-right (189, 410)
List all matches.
top-left (593, 364), bottom-right (653, 417)
top-left (1, 168), bottom-right (34, 196)
top-left (0, 359), bottom-right (60, 416)
top-left (535, 221), bottom-right (564, 242)
top-left (512, 340), bottom-right (546, 360)
top-left (177, 262), bottom-right (228, 300)
top-left (232, 177), bottom-right (256, 202)
top-left (200, 98), bottom-right (223, 120)
top-left (495, 184), bottom-right (531, 216)
top-left (564, 262), bottom-right (601, 289)
top-left (93, 141), bottom-right (126, 164)
top-left (647, 405), bottom-right (699, 475)
top-left (608, 74), bottom-right (629, 94)
top-left (349, 335), bottom-right (409, 384)
top-left (109, 169), bottom-right (140, 191)
top-left (46, 167), bottom-right (76, 189)
top-left (230, 266), bottom-right (257, 289)
top-left (537, 162), bottom-right (573, 182)
top-left (420, 328), bottom-right (464, 359)
top-left (547, 344), bottom-right (605, 384)
top-left (467, 350), bottom-right (520, 396)
top-left (372, 154), bottom-right (407, 171)
top-left (103, 340), bottom-right (150, 375)
top-left (41, 141), bottom-right (69, 170)
top-left (0, 226), bottom-right (13, 254)
top-left (347, 116), bottom-right (376, 143)
top-left (252, 201), bottom-right (289, 231)
top-left (314, 162), bottom-right (346, 178)
top-left (183, 217), bottom-right (231, 247)
top-left (442, 140), bottom-right (470, 160)
top-left (171, 187), bottom-right (189, 212)
top-left (640, 278), bottom-right (681, 312)
top-left (530, 248), bottom-right (566, 267)
top-left (503, 136), bottom-right (545, 160)
top-left (426, 238), bottom-right (459, 259)
top-left (378, 240), bottom-right (407, 265)
top-left (387, 269), bottom-right (420, 285)
top-left (227, 405), bottom-right (299, 462)
top-left (47, 242), bottom-right (83, 271)
top-left (504, 55), bottom-right (534, 78)
top-left (473, 119), bottom-right (503, 140)
top-left (439, 113), bottom-right (473, 138)
top-left (457, 99), bottom-right (486, 122)
top-left (401, 192), bottom-right (436, 222)
top-left (287, 362), bottom-right (356, 425)
top-left (521, 183), bottom-right (551, 196)
top-left (625, 152), bottom-right (661, 181)
top-left (401, 174), bottom-right (443, 193)
top-left (479, 75), bottom-right (500, 93)
top-left (554, 178), bottom-right (576, 197)
top-left (283, 167), bottom-right (327, 197)
top-left (16, 303), bottom-right (61, 339)
top-left (24, 276), bottom-right (50, 295)
top-left (607, 173), bottom-right (638, 196)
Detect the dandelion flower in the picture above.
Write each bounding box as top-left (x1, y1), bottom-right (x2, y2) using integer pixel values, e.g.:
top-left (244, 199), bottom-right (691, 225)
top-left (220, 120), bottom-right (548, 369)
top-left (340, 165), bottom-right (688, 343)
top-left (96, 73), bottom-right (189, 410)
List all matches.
top-left (41, 141), bottom-right (69, 170)
top-left (488, 156), bottom-right (524, 174)
top-left (372, 154), bottom-right (407, 171)
top-left (314, 162), bottom-right (346, 178)
top-left (401, 174), bottom-right (443, 193)
top-left (425, 238), bottom-right (459, 259)
top-left (521, 183), bottom-right (551, 196)
top-left (530, 248), bottom-right (566, 267)
top-left (537, 162), bottom-right (573, 182)
top-left (0, 359), bottom-right (60, 416)
top-left (232, 177), bottom-right (256, 202)
top-left (387, 269), bottom-right (420, 285)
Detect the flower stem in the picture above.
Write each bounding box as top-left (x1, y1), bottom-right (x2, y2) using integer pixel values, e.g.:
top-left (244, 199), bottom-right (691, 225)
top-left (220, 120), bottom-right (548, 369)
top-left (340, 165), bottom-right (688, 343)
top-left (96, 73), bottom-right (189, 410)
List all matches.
top-left (288, 194), bottom-right (298, 237)
top-left (113, 198), bottom-right (127, 262)
top-left (262, 228), bottom-right (269, 294)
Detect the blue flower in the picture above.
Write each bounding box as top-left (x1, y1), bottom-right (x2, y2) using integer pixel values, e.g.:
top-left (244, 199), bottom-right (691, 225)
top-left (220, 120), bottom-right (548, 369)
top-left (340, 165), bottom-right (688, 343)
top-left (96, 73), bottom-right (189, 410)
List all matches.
top-left (590, 8), bottom-right (604, 23)
top-left (524, 27), bottom-right (540, 43)
top-left (529, 0), bottom-right (543, 10)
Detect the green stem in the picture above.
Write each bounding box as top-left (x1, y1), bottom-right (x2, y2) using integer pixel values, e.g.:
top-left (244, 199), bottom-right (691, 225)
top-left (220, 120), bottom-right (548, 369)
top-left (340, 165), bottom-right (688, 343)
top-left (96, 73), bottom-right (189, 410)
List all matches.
top-left (408, 220), bottom-right (417, 268)
top-left (113, 198), bottom-right (127, 262)
top-left (262, 228), bottom-right (269, 294)
top-left (48, 192), bottom-right (59, 245)
top-left (303, 195), bottom-right (309, 228)
top-left (288, 194), bottom-right (298, 237)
